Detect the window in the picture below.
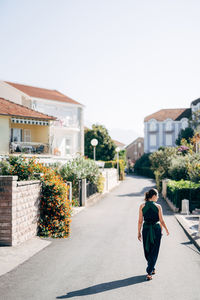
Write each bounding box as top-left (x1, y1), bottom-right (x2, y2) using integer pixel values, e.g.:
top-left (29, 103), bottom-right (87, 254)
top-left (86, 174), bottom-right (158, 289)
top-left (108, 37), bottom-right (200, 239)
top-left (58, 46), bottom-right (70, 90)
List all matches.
top-left (150, 134), bottom-right (156, 146)
top-left (149, 121), bottom-right (157, 132)
top-left (65, 138), bottom-right (71, 155)
top-left (11, 128), bottom-right (22, 142)
top-left (165, 121), bottom-right (172, 131)
top-left (24, 129), bottom-right (31, 142)
top-left (165, 133), bottom-right (172, 146)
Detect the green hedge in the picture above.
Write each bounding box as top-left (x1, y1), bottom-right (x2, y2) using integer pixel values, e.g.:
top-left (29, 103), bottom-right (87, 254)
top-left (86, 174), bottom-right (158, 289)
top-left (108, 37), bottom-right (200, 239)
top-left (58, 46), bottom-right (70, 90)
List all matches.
top-left (104, 160), bottom-right (125, 180)
top-left (167, 180), bottom-right (200, 212)
top-left (134, 153), bottom-right (154, 178)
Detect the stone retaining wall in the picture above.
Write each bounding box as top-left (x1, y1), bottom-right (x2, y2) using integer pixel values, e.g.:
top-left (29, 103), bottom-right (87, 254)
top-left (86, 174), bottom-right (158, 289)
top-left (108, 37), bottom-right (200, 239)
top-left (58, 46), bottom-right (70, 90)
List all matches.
top-left (0, 176), bottom-right (41, 246)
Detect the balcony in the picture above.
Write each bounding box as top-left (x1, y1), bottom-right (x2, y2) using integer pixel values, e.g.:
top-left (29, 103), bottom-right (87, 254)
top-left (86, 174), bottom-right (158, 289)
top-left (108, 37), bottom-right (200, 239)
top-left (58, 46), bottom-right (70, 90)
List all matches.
top-left (53, 118), bottom-right (80, 129)
top-left (10, 142), bottom-right (49, 154)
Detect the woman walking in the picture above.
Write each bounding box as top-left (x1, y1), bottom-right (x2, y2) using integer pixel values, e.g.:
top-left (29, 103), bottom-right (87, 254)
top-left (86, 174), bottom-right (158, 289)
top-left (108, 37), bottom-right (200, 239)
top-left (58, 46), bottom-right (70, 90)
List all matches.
top-left (138, 188), bottom-right (169, 281)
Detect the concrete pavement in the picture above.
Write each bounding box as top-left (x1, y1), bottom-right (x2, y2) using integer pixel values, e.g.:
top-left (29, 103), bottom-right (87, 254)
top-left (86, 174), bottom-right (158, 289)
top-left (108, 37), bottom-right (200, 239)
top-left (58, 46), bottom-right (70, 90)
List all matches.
top-left (0, 175), bottom-right (199, 300)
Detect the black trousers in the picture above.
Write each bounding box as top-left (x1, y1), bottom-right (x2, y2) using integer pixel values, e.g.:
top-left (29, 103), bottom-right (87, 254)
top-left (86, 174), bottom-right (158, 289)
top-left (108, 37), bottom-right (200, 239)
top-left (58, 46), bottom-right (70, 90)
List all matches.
top-left (142, 225), bottom-right (162, 275)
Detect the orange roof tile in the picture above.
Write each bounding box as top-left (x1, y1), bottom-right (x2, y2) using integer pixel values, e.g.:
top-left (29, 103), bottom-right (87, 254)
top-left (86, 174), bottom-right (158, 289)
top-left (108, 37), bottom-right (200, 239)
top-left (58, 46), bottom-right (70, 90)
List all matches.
top-left (144, 108), bottom-right (191, 122)
top-left (0, 98), bottom-right (56, 120)
top-left (112, 139), bottom-right (126, 147)
top-left (5, 81), bottom-right (82, 105)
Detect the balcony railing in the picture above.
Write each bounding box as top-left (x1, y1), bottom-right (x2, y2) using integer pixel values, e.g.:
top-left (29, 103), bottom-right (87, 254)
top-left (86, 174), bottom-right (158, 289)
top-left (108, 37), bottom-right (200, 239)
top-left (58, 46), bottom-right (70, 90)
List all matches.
top-left (53, 118), bottom-right (80, 129)
top-left (10, 142), bottom-right (49, 154)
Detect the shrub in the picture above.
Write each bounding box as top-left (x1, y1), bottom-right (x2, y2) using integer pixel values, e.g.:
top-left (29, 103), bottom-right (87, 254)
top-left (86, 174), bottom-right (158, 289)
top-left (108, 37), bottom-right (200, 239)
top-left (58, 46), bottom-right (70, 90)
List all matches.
top-left (1, 155), bottom-right (38, 181)
top-left (38, 167), bottom-right (72, 238)
top-left (59, 155), bottom-right (101, 204)
top-left (175, 127), bottom-right (194, 146)
top-left (150, 147), bottom-right (177, 189)
top-left (168, 156), bottom-right (188, 181)
top-left (104, 161), bottom-right (113, 168)
top-left (186, 153), bottom-right (200, 182)
top-left (134, 153), bottom-right (154, 178)
top-left (97, 173), bottom-right (105, 193)
top-left (167, 179), bottom-right (200, 212)
top-left (0, 155), bottom-right (72, 238)
top-left (154, 170), bottom-right (165, 192)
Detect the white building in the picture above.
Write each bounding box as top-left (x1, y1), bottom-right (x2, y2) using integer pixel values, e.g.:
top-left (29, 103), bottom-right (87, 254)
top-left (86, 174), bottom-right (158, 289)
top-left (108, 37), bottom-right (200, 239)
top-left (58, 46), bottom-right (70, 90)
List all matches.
top-left (144, 108), bottom-right (191, 153)
top-left (0, 81), bottom-right (84, 157)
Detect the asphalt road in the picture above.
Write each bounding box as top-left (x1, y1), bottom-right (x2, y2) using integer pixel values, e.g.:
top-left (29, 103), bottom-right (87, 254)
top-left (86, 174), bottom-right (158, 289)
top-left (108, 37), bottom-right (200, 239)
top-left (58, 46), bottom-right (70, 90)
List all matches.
top-left (0, 175), bottom-right (200, 300)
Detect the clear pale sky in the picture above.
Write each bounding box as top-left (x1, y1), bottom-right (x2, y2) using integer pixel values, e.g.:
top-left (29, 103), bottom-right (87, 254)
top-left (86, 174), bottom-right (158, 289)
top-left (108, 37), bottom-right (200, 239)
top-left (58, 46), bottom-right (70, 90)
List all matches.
top-left (1, 0), bottom-right (200, 145)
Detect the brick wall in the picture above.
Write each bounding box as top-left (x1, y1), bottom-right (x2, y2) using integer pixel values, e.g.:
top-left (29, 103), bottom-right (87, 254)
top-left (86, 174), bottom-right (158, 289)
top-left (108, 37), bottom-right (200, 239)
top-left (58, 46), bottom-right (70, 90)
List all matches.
top-left (0, 176), bottom-right (41, 246)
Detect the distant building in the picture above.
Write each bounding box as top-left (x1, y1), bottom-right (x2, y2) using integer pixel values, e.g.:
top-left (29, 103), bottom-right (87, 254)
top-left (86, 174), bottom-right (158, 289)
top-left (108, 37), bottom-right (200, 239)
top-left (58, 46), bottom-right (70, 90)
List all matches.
top-left (126, 137), bottom-right (144, 163)
top-left (112, 139), bottom-right (126, 150)
top-left (0, 81), bottom-right (84, 157)
top-left (144, 108), bottom-right (191, 153)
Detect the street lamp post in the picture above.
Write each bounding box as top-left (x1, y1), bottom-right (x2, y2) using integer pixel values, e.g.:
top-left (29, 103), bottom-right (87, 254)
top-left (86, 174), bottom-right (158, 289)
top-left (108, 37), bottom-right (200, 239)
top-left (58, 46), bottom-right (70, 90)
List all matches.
top-left (91, 138), bottom-right (98, 161)
top-left (116, 147), bottom-right (120, 181)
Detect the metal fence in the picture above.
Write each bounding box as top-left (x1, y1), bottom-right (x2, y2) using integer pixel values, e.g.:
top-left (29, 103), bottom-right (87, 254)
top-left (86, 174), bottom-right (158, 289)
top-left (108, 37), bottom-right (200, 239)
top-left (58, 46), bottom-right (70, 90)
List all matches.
top-left (86, 181), bottom-right (98, 198)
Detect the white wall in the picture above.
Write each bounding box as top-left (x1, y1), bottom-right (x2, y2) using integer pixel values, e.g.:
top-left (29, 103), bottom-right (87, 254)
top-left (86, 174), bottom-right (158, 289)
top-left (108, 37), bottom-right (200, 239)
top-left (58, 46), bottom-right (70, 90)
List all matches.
top-left (33, 98), bottom-right (84, 156)
top-left (0, 81), bottom-right (30, 106)
top-left (0, 116), bottom-right (10, 154)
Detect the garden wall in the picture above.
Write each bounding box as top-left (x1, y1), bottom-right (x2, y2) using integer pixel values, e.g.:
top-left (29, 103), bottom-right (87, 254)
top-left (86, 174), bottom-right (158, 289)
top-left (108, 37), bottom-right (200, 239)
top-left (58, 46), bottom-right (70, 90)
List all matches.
top-left (101, 168), bottom-right (118, 193)
top-left (0, 176), bottom-right (41, 246)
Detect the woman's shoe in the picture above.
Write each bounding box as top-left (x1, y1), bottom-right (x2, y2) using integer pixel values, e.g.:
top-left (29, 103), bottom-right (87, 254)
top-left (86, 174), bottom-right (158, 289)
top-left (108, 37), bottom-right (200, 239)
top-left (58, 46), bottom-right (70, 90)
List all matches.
top-left (146, 274), bottom-right (153, 281)
top-left (152, 269), bottom-right (156, 275)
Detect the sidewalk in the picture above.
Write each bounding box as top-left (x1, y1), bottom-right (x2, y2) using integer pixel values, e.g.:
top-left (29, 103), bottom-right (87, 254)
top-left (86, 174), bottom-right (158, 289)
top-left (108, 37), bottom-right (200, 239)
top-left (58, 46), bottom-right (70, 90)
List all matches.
top-left (0, 205), bottom-right (85, 278)
top-left (0, 182), bottom-right (121, 277)
top-left (174, 213), bottom-right (200, 251)
top-left (0, 237), bottom-right (51, 277)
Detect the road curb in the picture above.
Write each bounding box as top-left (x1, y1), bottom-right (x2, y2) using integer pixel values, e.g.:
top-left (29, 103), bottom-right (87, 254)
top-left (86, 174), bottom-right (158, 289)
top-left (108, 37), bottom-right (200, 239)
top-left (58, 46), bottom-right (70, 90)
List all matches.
top-left (174, 214), bottom-right (200, 252)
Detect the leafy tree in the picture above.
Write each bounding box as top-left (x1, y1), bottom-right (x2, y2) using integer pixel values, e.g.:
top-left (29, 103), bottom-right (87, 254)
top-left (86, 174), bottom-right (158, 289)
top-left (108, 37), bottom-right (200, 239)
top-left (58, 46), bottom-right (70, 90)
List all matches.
top-left (149, 147), bottom-right (177, 191)
top-left (84, 124), bottom-right (116, 161)
top-left (189, 110), bottom-right (200, 130)
top-left (175, 127), bottom-right (194, 146)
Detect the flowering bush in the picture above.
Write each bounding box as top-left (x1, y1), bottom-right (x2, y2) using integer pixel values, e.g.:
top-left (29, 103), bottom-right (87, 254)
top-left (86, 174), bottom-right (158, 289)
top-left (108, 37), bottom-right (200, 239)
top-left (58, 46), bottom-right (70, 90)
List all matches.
top-left (177, 145), bottom-right (189, 155)
top-left (38, 167), bottom-right (72, 238)
top-left (59, 155), bottom-right (102, 205)
top-left (0, 155), bottom-right (72, 238)
top-left (0, 156), bottom-right (38, 180)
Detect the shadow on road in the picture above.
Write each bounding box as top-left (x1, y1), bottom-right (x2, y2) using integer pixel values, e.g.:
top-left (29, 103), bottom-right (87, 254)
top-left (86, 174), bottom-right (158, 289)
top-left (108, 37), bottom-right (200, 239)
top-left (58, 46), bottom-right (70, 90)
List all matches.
top-left (56, 275), bottom-right (146, 298)
top-left (116, 185), bottom-right (156, 198)
top-left (181, 241), bottom-right (200, 255)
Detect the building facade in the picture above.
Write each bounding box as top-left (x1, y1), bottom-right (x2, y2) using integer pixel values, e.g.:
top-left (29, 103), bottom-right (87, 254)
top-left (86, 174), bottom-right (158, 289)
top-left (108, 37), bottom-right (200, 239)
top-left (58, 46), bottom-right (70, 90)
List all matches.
top-left (144, 108), bottom-right (191, 153)
top-left (126, 137), bottom-right (144, 163)
top-left (0, 98), bottom-right (55, 155)
top-left (0, 81), bottom-right (84, 158)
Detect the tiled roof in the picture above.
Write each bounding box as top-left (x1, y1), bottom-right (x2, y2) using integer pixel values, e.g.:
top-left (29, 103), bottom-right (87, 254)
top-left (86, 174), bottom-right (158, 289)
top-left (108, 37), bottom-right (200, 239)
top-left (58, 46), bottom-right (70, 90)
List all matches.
top-left (0, 98), bottom-right (56, 120)
top-left (144, 108), bottom-right (191, 122)
top-left (5, 81), bottom-right (82, 105)
top-left (112, 139), bottom-right (126, 147)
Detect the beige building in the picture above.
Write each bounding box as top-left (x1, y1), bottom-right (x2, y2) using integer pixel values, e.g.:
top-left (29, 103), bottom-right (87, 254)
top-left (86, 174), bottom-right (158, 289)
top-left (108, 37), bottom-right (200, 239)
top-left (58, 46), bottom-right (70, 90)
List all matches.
top-left (0, 98), bottom-right (55, 155)
top-left (126, 137), bottom-right (144, 163)
top-left (0, 81), bottom-right (84, 157)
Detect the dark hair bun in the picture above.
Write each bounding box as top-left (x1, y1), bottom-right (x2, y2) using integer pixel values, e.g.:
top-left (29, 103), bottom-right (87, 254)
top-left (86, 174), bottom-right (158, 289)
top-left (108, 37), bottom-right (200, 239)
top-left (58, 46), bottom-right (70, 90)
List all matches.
top-left (145, 189), bottom-right (158, 201)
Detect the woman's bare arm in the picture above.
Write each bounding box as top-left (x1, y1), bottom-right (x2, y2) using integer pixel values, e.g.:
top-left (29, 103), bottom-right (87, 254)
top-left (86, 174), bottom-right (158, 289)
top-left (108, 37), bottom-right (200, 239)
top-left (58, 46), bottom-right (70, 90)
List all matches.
top-left (158, 205), bottom-right (169, 235)
top-left (138, 204), bottom-right (143, 241)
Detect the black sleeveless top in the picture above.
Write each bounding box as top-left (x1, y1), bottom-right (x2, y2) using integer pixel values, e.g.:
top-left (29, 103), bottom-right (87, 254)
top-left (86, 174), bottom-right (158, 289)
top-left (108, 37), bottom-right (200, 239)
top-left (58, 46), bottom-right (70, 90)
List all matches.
top-left (142, 201), bottom-right (160, 252)
top-left (142, 201), bottom-right (159, 224)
